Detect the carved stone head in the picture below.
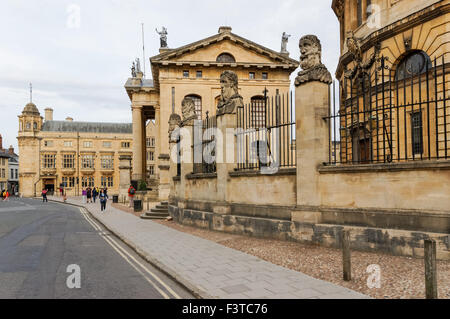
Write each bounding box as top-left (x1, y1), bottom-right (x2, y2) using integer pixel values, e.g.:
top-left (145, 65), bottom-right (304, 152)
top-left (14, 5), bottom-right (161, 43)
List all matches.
top-left (217, 70), bottom-right (243, 115)
top-left (220, 70), bottom-right (239, 100)
top-left (181, 97), bottom-right (196, 125)
top-left (168, 113), bottom-right (181, 141)
top-left (299, 35), bottom-right (322, 71)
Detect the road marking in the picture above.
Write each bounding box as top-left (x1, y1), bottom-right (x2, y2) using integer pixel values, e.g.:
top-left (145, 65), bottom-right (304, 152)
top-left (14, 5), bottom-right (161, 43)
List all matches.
top-left (78, 208), bottom-right (181, 299)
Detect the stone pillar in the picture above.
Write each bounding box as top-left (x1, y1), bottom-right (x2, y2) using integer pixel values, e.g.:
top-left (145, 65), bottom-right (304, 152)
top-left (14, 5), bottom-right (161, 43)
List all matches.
top-left (179, 123), bottom-right (194, 208)
top-left (119, 155), bottom-right (132, 203)
top-left (293, 35), bottom-right (332, 223)
top-left (132, 105), bottom-right (144, 181)
top-left (215, 113), bottom-right (237, 213)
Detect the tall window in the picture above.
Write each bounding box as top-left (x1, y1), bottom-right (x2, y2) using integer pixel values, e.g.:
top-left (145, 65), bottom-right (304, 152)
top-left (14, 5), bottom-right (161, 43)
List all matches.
top-left (249, 72), bottom-right (255, 79)
top-left (82, 176), bottom-right (94, 187)
top-left (101, 155), bottom-right (114, 169)
top-left (411, 112), bottom-right (423, 155)
top-left (216, 53), bottom-right (235, 63)
top-left (148, 165), bottom-right (155, 175)
top-left (62, 154), bottom-right (75, 168)
top-left (62, 176), bottom-right (75, 187)
top-left (101, 176), bottom-right (113, 188)
top-left (185, 94), bottom-right (202, 120)
top-left (147, 151), bottom-right (154, 161)
top-left (395, 51), bottom-right (432, 81)
top-left (251, 96), bottom-right (266, 128)
top-left (81, 155), bottom-right (94, 169)
top-left (146, 137), bottom-right (155, 147)
top-left (42, 154), bottom-right (56, 168)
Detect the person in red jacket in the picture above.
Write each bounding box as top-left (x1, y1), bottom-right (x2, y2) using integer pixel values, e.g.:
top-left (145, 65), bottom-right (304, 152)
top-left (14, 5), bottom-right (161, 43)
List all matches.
top-left (128, 185), bottom-right (136, 208)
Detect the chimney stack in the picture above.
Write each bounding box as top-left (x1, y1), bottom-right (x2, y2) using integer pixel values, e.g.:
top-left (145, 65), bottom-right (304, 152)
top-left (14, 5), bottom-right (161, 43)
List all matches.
top-left (66, 117), bottom-right (73, 122)
top-left (45, 108), bottom-right (53, 121)
top-left (8, 145), bottom-right (14, 155)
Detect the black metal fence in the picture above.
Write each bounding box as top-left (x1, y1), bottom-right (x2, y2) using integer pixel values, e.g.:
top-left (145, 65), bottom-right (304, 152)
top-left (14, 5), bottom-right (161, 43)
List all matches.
top-left (236, 92), bottom-right (296, 171)
top-left (193, 112), bottom-right (217, 174)
top-left (325, 55), bottom-right (450, 165)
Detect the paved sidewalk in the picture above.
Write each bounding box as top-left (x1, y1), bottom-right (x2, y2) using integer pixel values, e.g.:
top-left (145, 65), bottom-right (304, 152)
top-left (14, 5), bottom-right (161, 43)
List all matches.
top-left (48, 196), bottom-right (368, 299)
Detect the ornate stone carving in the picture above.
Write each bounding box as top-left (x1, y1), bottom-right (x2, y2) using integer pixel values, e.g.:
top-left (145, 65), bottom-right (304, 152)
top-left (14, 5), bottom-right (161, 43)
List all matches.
top-left (281, 32), bottom-right (291, 54)
top-left (181, 97), bottom-right (197, 126)
top-left (344, 31), bottom-right (380, 81)
top-left (156, 27), bottom-right (168, 48)
top-left (168, 113), bottom-right (181, 141)
top-left (334, 0), bottom-right (344, 19)
top-left (217, 70), bottom-right (243, 116)
top-left (295, 35), bottom-right (332, 86)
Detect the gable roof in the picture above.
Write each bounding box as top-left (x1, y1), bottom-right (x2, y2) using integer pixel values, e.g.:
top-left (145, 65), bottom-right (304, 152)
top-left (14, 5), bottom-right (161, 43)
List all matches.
top-left (149, 27), bottom-right (299, 90)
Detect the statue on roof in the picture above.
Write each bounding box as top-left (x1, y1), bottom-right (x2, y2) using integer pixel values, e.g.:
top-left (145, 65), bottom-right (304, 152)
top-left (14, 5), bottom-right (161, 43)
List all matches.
top-left (281, 32), bottom-right (291, 54)
top-left (131, 61), bottom-right (137, 77)
top-left (155, 26), bottom-right (168, 48)
top-left (135, 58), bottom-right (142, 73)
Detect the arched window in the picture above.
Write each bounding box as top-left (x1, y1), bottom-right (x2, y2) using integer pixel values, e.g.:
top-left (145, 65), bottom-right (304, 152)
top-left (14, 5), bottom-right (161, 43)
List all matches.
top-left (26, 122), bottom-right (31, 130)
top-left (395, 51), bottom-right (432, 81)
top-left (185, 94), bottom-right (202, 120)
top-left (216, 53), bottom-right (236, 63)
top-left (251, 96), bottom-right (266, 128)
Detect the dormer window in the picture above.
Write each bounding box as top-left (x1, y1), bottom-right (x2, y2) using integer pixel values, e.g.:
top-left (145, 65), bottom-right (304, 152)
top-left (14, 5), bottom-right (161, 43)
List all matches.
top-left (216, 53), bottom-right (235, 63)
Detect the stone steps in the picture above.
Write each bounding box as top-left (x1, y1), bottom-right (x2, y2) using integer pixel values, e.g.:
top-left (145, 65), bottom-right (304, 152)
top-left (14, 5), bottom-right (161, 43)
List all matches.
top-left (140, 201), bottom-right (169, 220)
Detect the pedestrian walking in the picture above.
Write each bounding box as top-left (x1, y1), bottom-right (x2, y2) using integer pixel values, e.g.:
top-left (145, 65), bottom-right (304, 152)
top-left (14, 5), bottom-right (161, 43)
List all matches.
top-left (128, 184), bottom-right (136, 208)
top-left (99, 189), bottom-right (108, 212)
top-left (82, 188), bottom-right (87, 203)
top-left (86, 187), bottom-right (92, 203)
top-left (41, 189), bottom-right (48, 203)
top-left (4, 190), bottom-right (10, 202)
top-left (93, 187), bottom-right (98, 203)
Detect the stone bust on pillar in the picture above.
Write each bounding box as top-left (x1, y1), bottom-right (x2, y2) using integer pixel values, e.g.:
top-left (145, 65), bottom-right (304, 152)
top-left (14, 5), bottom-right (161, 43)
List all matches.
top-left (181, 97), bottom-right (197, 126)
top-left (295, 35), bottom-right (332, 86)
top-left (216, 70), bottom-right (243, 116)
top-left (168, 113), bottom-right (181, 141)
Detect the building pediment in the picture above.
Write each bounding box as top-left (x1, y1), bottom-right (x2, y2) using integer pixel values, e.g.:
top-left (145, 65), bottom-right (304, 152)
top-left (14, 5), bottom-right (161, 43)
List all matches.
top-left (151, 30), bottom-right (298, 68)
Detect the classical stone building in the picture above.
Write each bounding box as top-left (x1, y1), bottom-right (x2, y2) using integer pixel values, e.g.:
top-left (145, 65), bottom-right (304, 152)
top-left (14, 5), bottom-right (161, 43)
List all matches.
top-left (125, 26), bottom-right (299, 201)
top-left (17, 104), bottom-right (134, 197)
top-left (331, 0), bottom-right (449, 163)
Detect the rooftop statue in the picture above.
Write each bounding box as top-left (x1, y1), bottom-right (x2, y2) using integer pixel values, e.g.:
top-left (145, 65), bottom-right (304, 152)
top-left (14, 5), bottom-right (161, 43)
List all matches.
top-left (281, 32), bottom-right (291, 54)
top-left (131, 61), bottom-right (137, 77)
top-left (216, 70), bottom-right (243, 116)
top-left (295, 35), bottom-right (332, 86)
top-left (156, 27), bottom-right (168, 48)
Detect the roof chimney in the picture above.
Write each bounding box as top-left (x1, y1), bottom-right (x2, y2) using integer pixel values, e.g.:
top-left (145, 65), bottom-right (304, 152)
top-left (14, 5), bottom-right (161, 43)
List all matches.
top-left (218, 26), bottom-right (232, 34)
top-left (45, 108), bottom-right (53, 122)
top-left (66, 117), bottom-right (73, 122)
top-left (8, 145), bottom-right (14, 155)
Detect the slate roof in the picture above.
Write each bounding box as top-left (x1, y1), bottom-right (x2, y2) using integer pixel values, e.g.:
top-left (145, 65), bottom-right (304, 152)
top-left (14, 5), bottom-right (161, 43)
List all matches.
top-left (41, 121), bottom-right (133, 134)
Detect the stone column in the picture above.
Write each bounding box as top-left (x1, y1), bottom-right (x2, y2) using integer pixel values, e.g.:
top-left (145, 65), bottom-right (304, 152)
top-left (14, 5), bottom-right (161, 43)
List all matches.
top-left (132, 105), bottom-right (144, 181)
top-left (119, 155), bottom-right (132, 203)
top-left (294, 35), bottom-right (332, 223)
top-left (179, 123), bottom-right (194, 208)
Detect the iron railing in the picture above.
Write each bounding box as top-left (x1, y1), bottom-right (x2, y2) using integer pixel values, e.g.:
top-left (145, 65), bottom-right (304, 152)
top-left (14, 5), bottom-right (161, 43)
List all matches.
top-left (325, 55), bottom-right (450, 165)
top-left (236, 92), bottom-right (296, 171)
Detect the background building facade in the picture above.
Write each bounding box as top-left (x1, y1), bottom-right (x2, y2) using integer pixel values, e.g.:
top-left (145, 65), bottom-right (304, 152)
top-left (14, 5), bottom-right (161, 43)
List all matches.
top-left (17, 105), bottom-right (133, 197)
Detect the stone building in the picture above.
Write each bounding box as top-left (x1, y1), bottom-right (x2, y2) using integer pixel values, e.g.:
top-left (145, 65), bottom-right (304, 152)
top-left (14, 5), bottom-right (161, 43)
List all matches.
top-left (331, 0), bottom-right (450, 163)
top-left (17, 104), bottom-right (134, 197)
top-left (0, 153), bottom-right (7, 192)
top-left (124, 26), bottom-right (299, 201)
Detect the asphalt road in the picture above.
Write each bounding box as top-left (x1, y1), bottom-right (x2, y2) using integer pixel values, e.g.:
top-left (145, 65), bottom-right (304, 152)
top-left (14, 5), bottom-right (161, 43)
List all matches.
top-left (0, 197), bottom-right (194, 299)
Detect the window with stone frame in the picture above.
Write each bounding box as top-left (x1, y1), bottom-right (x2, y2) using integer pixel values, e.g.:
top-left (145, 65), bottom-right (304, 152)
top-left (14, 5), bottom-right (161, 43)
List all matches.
top-left (395, 51), bottom-right (432, 81)
top-left (64, 141), bottom-right (73, 147)
top-left (82, 176), bottom-right (94, 188)
top-left (83, 141), bottom-right (93, 148)
top-left (216, 53), bottom-right (236, 63)
top-left (121, 141), bottom-right (130, 148)
top-left (42, 154), bottom-right (56, 169)
top-left (62, 176), bottom-right (75, 187)
top-left (250, 96), bottom-right (266, 128)
top-left (249, 72), bottom-right (255, 80)
top-left (62, 154), bottom-right (75, 169)
top-left (101, 155), bottom-right (114, 169)
top-left (148, 165), bottom-right (155, 175)
top-left (101, 176), bottom-right (113, 188)
top-left (81, 154), bottom-right (94, 169)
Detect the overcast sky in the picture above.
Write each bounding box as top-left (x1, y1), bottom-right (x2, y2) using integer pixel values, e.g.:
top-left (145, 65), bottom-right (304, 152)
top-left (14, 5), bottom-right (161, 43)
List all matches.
top-left (0, 0), bottom-right (339, 152)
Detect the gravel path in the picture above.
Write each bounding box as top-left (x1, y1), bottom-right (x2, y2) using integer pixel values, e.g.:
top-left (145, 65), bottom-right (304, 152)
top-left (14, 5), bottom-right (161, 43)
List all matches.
top-left (151, 219), bottom-right (450, 299)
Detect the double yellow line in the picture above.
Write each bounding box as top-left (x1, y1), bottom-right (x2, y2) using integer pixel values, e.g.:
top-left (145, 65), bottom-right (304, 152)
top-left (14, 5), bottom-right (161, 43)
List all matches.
top-left (79, 207), bottom-right (181, 299)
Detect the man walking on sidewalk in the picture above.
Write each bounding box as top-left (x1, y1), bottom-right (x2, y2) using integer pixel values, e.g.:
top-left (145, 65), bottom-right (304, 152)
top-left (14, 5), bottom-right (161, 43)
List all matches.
top-left (42, 188), bottom-right (48, 203)
top-left (99, 189), bottom-right (108, 212)
top-left (128, 184), bottom-right (136, 208)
